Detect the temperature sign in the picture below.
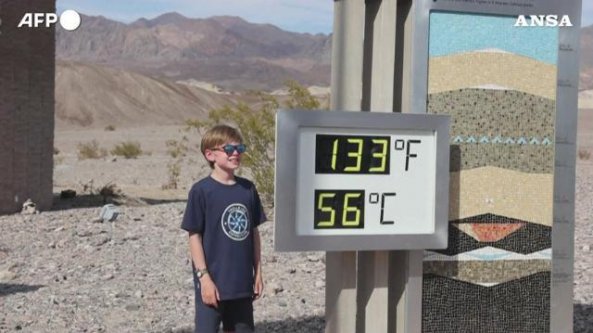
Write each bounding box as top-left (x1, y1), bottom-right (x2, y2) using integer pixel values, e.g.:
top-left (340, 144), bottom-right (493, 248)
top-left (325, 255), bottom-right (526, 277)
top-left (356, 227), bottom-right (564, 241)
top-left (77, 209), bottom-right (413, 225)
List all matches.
top-left (274, 110), bottom-right (450, 251)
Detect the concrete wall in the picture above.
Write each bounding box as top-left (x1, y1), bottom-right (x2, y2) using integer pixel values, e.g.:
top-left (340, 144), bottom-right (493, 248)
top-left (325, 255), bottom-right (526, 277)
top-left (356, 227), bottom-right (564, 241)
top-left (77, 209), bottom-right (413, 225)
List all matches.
top-left (0, 0), bottom-right (55, 214)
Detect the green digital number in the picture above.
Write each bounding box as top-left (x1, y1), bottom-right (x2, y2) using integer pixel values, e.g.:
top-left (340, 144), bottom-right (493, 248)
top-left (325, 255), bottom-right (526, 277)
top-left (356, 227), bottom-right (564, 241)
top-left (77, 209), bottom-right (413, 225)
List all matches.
top-left (316, 193), bottom-right (336, 227)
top-left (342, 192), bottom-right (362, 226)
top-left (369, 138), bottom-right (388, 173)
top-left (344, 138), bottom-right (363, 172)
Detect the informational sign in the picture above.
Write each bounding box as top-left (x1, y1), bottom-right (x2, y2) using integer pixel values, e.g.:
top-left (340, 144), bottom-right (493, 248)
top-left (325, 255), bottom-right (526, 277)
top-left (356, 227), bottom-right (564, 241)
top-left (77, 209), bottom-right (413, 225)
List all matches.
top-left (274, 110), bottom-right (450, 252)
top-left (411, 0), bottom-right (581, 332)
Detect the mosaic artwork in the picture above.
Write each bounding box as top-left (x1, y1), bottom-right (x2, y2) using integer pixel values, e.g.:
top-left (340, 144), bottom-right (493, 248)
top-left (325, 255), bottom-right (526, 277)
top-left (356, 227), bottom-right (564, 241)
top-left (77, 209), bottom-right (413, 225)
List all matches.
top-left (422, 12), bottom-right (558, 333)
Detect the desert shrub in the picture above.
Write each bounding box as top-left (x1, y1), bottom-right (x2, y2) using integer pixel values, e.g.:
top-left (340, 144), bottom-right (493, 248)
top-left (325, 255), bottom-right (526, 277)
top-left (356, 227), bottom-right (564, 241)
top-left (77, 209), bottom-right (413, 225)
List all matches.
top-left (166, 139), bottom-right (188, 159)
top-left (578, 149), bottom-right (591, 160)
top-left (186, 80), bottom-right (324, 205)
top-left (77, 140), bottom-right (107, 160)
top-left (99, 182), bottom-right (122, 200)
top-left (111, 141), bottom-right (143, 159)
top-left (105, 125), bottom-right (116, 131)
top-left (163, 139), bottom-right (189, 189)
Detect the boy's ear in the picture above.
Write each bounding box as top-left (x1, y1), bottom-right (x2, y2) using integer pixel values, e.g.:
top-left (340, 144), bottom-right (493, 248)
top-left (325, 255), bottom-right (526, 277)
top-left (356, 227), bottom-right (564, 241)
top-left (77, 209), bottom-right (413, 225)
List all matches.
top-left (204, 149), bottom-right (216, 162)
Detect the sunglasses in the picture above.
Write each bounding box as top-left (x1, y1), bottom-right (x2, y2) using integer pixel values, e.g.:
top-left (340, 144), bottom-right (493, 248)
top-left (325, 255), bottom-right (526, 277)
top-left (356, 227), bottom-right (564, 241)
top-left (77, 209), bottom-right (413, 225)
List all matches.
top-left (213, 144), bottom-right (247, 155)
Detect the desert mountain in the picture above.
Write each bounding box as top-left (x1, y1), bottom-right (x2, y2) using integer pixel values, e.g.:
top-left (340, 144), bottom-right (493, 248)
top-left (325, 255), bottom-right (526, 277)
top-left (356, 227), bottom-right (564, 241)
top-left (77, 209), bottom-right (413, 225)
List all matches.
top-left (55, 60), bottom-right (238, 129)
top-left (56, 13), bottom-right (331, 91)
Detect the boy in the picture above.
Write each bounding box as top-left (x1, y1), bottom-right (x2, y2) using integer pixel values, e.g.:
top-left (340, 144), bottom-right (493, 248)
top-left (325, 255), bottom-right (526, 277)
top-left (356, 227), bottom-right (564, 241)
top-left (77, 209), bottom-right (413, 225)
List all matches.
top-left (181, 124), bottom-right (266, 333)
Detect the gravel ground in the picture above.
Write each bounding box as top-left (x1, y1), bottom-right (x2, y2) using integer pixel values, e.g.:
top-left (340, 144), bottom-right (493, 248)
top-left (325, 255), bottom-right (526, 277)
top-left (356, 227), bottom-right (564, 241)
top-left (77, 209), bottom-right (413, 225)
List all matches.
top-left (0, 125), bottom-right (591, 332)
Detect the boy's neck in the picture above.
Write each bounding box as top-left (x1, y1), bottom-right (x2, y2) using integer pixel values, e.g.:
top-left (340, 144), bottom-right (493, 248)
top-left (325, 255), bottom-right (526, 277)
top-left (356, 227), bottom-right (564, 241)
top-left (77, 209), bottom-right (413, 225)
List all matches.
top-left (210, 168), bottom-right (236, 185)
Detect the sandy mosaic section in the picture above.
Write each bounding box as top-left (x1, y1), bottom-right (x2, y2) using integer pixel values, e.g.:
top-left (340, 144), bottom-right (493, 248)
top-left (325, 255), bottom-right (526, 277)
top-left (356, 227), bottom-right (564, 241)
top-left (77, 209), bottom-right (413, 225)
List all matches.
top-left (428, 52), bottom-right (556, 99)
top-left (449, 166), bottom-right (553, 226)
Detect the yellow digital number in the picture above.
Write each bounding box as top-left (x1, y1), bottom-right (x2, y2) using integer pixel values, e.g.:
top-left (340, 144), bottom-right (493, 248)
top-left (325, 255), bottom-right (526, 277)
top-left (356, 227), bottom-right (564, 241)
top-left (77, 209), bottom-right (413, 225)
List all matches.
top-left (369, 138), bottom-right (388, 172)
top-left (344, 138), bottom-right (363, 172)
top-left (331, 139), bottom-right (338, 170)
top-left (342, 192), bottom-right (361, 226)
top-left (317, 193), bottom-right (336, 227)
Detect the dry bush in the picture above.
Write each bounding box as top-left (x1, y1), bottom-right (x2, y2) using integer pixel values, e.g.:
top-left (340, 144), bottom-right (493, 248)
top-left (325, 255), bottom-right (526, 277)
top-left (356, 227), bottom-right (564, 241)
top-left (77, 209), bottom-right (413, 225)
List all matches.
top-left (578, 149), bottom-right (591, 160)
top-left (111, 141), bottom-right (143, 159)
top-left (186, 80), bottom-right (323, 205)
top-left (77, 140), bottom-right (107, 160)
top-left (105, 125), bottom-right (116, 131)
top-left (99, 183), bottom-right (122, 200)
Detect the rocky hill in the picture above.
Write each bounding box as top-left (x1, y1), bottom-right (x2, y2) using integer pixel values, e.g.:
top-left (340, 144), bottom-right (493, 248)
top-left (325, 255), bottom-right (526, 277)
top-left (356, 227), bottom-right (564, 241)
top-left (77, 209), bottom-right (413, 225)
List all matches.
top-left (55, 60), bottom-right (239, 129)
top-left (56, 13), bottom-right (332, 91)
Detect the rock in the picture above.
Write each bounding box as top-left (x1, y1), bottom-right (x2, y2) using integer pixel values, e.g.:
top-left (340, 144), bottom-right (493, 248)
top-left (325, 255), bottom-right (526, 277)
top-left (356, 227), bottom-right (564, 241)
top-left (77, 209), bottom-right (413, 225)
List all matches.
top-left (125, 304), bottom-right (141, 311)
top-left (0, 269), bottom-right (16, 282)
top-left (307, 255), bottom-right (320, 262)
top-left (269, 282), bottom-right (284, 295)
top-left (76, 230), bottom-right (93, 238)
top-left (92, 236), bottom-right (110, 247)
top-left (20, 199), bottom-right (38, 215)
top-left (583, 244), bottom-right (591, 252)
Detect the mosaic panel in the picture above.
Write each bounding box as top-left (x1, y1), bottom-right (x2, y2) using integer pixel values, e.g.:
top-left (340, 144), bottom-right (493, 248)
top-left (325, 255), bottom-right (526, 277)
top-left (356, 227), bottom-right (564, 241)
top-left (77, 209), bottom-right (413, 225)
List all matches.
top-left (428, 89), bottom-right (555, 173)
top-left (449, 168), bottom-right (553, 225)
top-left (428, 53), bottom-right (556, 98)
top-left (433, 213), bottom-right (551, 256)
top-left (423, 259), bottom-right (551, 285)
top-left (423, 272), bottom-right (551, 333)
top-left (422, 11), bottom-right (557, 333)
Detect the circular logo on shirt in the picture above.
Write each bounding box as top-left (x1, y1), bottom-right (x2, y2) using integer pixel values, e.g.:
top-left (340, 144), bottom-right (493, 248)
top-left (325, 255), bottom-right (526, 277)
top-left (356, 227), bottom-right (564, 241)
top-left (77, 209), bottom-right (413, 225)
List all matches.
top-left (221, 203), bottom-right (250, 241)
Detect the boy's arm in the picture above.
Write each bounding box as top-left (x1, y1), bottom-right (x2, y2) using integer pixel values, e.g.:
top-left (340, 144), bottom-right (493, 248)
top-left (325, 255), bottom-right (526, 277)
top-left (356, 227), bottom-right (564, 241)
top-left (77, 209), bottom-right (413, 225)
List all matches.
top-left (253, 227), bottom-right (264, 299)
top-left (188, 232), bottom-right (219, 307)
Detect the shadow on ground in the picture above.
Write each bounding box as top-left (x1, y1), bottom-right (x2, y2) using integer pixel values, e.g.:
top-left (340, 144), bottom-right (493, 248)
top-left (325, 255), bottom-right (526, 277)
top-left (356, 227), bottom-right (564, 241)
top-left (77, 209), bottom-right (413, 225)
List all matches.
top-left (167, 315), bottom-right (325, 333)
top-left (0, 283), bottom-right (44, 297)
top-left (51, 194), bottom-right (185, 211)
top-left (575, 303), bottom-right (593, 333)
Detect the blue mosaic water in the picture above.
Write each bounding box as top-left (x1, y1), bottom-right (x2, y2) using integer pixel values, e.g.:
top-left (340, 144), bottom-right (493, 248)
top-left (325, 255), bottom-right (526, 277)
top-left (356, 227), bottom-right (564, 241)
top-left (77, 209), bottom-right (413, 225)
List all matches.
top-left (429, 12), bottom-right (559, 64)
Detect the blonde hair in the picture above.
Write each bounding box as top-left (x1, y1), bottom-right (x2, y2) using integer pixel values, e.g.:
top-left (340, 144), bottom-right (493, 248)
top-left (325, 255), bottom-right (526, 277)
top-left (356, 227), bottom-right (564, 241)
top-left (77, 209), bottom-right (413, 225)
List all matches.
top-left (201, 124), bottom-right (243, 169)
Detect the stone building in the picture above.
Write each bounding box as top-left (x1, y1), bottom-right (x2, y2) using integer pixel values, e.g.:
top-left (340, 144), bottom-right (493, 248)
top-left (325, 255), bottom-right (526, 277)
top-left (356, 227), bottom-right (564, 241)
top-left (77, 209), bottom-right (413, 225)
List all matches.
top-left (0, 0), bottom-right (55, 214)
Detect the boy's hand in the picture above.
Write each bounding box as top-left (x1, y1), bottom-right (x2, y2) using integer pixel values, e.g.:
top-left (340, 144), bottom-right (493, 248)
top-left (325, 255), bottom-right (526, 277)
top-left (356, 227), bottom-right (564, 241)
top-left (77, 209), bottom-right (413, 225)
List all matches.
top-left (200, 276), bottom-right (220, 308)
top-left (253, 274), bottom-right (264, 300)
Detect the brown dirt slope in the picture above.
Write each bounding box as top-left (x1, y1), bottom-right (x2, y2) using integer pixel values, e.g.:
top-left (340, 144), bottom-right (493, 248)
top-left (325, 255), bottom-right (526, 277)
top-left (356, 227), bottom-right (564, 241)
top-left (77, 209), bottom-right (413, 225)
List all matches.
top-left (55, 61), bottom-right (237, 129)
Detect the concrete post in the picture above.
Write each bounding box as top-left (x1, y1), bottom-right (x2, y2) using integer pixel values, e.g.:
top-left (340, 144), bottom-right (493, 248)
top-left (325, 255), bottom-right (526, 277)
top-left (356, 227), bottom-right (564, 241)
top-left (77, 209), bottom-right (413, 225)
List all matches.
top-left (0, 0), bottom-right (56, 214)
top-left (327, 0), bottom-right (420, 332)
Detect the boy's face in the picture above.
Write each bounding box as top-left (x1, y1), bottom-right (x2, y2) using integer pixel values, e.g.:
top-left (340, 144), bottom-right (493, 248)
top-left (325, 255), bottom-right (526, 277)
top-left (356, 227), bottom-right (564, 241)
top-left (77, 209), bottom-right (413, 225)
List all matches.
top-left (205, 141), bottom-right (245, 172)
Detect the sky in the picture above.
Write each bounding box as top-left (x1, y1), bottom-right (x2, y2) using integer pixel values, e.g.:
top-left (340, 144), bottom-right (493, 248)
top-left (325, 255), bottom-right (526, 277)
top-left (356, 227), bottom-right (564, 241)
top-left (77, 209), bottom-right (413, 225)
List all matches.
top-left (56, 0), bottom-right (592, 34)
top-left (56, 0), bottom-right (334, 34)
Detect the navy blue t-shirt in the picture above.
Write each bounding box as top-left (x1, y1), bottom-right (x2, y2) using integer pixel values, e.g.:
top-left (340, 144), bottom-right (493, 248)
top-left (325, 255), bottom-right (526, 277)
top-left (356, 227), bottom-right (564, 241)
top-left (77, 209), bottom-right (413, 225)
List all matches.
top-left (181, 176), bottom-right (266, 300)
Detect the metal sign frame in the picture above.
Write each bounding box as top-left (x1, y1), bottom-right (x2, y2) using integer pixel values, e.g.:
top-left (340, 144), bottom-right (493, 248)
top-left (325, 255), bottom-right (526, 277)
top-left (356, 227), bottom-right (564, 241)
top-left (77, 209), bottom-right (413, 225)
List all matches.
top-left (274, 109), bottom-right (450, 252)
